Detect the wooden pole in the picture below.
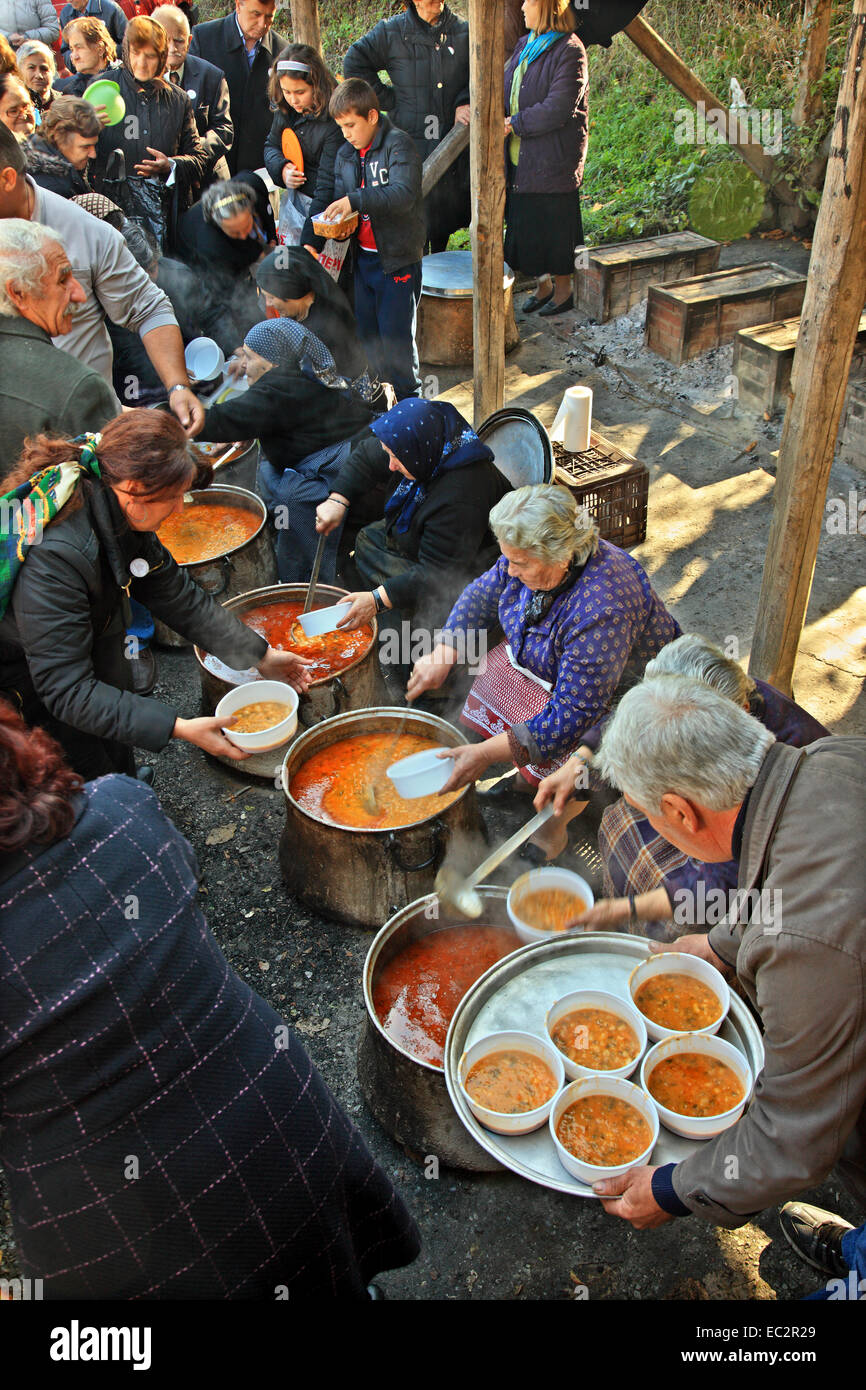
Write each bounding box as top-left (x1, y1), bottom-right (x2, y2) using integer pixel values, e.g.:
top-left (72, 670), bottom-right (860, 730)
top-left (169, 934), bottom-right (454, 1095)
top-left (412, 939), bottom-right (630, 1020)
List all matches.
top-left (749, 1), bottom-right (866, 694)
top-left (469, 0), bottom-right (506, 426)
top-left (289, 0), bottom-right (321, 52)
top-left (625, 14), bottom-right (798, 205)
top-left (422, 121), bottom-right (470, 197)
top-left (793, 0), bottom-right (834, 126)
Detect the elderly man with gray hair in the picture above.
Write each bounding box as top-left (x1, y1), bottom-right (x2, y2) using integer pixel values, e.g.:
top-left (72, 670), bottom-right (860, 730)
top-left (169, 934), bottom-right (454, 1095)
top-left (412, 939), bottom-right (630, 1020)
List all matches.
top-left (587, 673), bottom-right (866, 1295)
top-left (0, 217), bottom-right (117, 460)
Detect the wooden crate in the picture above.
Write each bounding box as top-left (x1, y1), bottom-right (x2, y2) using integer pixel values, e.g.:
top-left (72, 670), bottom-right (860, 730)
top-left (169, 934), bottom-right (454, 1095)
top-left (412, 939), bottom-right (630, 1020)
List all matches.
top-left (553, 433), bottom-right (649, 549)
top-left (645, 262), bottom-right (808, 365)
top-left (576, 231), bottom-right (720, 322)
top-left (733, 309), bottom-right (866, 417)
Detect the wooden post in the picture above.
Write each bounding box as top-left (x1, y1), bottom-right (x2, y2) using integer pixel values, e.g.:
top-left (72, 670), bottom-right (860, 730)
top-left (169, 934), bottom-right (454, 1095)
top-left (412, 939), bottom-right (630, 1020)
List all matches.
top-left (422, 121), bottom-right (470, 197)
top-left (289, 0), bottom-right (321, 52)
top-left (793, 0), bottom-right (833, 126)
top-left (469, 0), bottom-right (506, 426)
top-left (749, 1), bottom-right (866, 694)
top-left (625, 14), bottom-right (798, 205)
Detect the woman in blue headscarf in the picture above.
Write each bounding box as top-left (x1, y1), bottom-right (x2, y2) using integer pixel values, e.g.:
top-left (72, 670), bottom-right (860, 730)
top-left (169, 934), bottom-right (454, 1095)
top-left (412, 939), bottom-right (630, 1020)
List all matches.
top-left (314, 397), bottom-right (510, 650)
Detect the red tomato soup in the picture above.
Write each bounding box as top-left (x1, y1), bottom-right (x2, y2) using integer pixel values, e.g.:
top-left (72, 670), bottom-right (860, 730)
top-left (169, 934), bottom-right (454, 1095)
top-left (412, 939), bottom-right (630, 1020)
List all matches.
top-left (202, 600), bottom-right (374, 685)
top-left (158, 503), bottom-right (259, 564)
top-left (290, 731), bottom-right (461, 830)
top-left (373, 925), bottom-right (520, 1068)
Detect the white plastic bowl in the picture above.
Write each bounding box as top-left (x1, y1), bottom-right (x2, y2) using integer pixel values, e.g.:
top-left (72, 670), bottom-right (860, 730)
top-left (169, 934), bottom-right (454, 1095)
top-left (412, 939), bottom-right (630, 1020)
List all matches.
top-left (628, 951), bottom-right (730, 1043)
top-left (296, 602), bottom-right (351, 638)
top-left (457, 1030), bottom-right (565, 1135)
top-left (386, 746), bottom-right (452, 799)
top-left (546, 988), bottom-right (647, 1081)
top-left (507, 866), bottom-right (595, 945)
top-left (185, 336), bottom-right (225, 382)
top-left (549, 1075), bottom-right (659, 1185)
top-left (215, 680), bottom-right (299, 752)
top-left (640, 1033), bottom-right (753, 1140)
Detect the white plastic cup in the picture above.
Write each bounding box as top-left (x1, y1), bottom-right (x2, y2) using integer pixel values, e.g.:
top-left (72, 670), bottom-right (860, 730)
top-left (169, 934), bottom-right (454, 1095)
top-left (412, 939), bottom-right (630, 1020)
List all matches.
top-left (296, 602), bottom-right (351, 638)
top-left (185, 337), bottom-right (225, 382)
top-left (386, 747), bottom-right (452, 799)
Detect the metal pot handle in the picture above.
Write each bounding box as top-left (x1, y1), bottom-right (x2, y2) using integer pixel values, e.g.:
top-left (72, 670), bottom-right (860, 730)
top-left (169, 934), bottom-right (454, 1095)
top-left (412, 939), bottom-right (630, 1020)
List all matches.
top-left (201, 554), bottom-right (233, 598)
top-left (328, 676), bottom-right (347, 717)
top-left (386, 817), bottom-right (444, 873)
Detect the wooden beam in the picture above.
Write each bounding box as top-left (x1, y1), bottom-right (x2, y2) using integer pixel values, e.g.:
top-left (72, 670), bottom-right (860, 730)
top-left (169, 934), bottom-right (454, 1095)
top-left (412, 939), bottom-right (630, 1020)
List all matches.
top-left (422, 121), bottom-right (470, 197)
top-left (289, 0), bottom-right (321, 52)
top-left (625, 14), bottom-right (798, 205)
top-left (749, 0), bottom-right (866, 694)
top-left (469, 0), bottom-right (506, 425)
top-left (793, 0), bottom-right (833, 126)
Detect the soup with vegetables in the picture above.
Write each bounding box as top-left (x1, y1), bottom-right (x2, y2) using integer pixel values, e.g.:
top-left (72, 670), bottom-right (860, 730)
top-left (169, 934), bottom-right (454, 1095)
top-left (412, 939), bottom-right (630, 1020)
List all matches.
top-left (464, 1050), bottom-right (557, 1114)
top-left (514, 887), bottom-right (585, 932)
top-left (373, 924), bottom-right (520, 1067)
top-left (290, 731), bottom-right (461, 829)
top-left (201, 600), bottom-right (374, 686)
top-left (550, 1007), bottom-right (639, 1071)
top-left (158, 502), bottom-right (260, 564)
top-left (229, 700), bottom-right (293, 733)
top-left (556, 1094), bottom-right (652, 1168)
top-left (647, 1053), bottom-right (745, 1117)
top-left (633, 973), bottom-right (722, 1031)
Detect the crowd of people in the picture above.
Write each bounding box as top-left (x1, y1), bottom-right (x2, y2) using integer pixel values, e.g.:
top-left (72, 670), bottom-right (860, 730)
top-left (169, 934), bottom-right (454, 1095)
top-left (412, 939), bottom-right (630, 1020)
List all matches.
top-left (0, 0), bottom-right (864, 1306)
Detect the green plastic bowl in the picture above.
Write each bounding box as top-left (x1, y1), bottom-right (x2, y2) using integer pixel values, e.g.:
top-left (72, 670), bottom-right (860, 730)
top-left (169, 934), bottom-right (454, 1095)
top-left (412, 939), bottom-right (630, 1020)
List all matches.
top-left (84, 79), bottom-right (126, 126)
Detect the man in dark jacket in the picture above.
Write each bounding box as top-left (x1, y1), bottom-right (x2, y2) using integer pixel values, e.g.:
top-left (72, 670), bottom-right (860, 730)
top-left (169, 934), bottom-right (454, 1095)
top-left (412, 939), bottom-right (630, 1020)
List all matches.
top-left (152, 4), bottom-right (232, 185)
top-left (322, 80), bottom-right (425, 400)
top-left (0, 218), bottom-right (117, 461)
top-left (189, 0), bottom-right (285, 175)
top-left (343, 1), bottom-right (470, 252)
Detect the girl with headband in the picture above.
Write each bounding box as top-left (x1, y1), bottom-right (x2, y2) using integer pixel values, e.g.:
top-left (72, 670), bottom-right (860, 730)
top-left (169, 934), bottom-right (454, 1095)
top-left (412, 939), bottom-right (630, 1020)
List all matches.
top-left (264, 43), bottom-right (342, 249)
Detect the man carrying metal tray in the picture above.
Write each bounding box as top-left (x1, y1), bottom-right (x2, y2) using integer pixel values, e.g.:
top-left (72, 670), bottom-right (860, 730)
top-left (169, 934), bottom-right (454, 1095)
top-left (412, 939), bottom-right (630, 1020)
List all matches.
top-left (586, 674), bottom-right (866, 1300)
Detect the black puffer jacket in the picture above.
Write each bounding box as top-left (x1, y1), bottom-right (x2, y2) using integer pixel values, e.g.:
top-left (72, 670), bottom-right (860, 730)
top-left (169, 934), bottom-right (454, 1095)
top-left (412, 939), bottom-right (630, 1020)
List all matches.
top-left (264, 107), bottom-right (343, 244)
top-left (0, 481), bottom-right (267, 775)
top-left (331, 115), bottom-right (425, 274)
top-left (24, 134), bottom-right (90, 199)
top-left (342, 2), bottom-right (469, 245)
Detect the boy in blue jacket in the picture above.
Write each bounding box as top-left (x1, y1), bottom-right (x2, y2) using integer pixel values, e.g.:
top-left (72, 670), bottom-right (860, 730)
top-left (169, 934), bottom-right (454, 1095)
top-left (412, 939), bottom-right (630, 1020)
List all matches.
top-left (321, 78), bottom-right (425, 399)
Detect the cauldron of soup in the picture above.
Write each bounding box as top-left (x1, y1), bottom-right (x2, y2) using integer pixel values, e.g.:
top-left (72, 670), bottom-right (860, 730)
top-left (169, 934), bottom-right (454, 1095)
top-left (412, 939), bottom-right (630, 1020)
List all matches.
top-left (289, 730), bottom-right (462, 831)
top-left (157, 499), bottom-right (261, 565)
top-left (202, 598), bottom-right (374, 685)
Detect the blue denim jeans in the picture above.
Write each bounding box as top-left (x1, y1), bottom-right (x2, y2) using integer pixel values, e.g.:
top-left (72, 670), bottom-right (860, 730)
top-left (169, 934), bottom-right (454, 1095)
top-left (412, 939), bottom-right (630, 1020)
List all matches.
top-left (804, 1219), bottom-right (866, 1299)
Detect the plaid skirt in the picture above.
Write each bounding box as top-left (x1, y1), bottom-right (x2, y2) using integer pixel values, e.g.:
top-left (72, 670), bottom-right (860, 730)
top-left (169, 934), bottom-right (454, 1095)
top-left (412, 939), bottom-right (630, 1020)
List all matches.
top-left (598, 796), bottom-right (692, 942)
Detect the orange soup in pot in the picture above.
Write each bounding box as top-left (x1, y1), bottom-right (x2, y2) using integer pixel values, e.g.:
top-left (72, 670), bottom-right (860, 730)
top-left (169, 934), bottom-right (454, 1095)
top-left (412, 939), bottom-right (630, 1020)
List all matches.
top-left (289, 731), bottom-right (461, 830)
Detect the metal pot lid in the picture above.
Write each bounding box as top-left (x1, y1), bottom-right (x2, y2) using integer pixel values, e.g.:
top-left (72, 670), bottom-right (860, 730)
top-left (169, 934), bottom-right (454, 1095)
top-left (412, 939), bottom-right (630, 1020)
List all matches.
top-left (476, 407), bottom-right (553, 488)
top-left (421, 249), bottom-right (515, 298)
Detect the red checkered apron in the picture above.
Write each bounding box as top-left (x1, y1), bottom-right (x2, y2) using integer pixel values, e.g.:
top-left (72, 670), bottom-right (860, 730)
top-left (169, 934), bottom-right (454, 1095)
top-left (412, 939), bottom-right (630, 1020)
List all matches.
top-left (460, 641), bottom-right (571, 786)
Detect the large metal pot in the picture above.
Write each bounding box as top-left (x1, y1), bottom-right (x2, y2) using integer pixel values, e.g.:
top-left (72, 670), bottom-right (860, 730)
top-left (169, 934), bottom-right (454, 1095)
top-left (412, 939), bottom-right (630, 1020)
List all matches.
top-left (194, 582), bottom-right (388, 779)
top-left (206, 438), bottom-right (260, 492)
top-left (153, 484), bottom-right (277, 647)
top-left (279, 707), bottom-right (483, 928)
top-left (418, 250), bottom-right (520, 366)
top-left (358, 886), bottom-right (513, 1171)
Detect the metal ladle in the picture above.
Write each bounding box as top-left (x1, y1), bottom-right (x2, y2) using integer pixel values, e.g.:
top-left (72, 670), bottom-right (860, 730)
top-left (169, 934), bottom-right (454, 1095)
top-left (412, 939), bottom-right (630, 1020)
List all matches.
top-left (435, 803), bottom-right (556, 918)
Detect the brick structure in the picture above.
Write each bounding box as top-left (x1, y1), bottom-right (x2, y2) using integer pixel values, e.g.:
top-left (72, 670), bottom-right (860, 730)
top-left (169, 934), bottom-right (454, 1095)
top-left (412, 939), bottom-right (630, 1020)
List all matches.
top-left (733, 310), bottom-right (866, 418)
top-left (838, 379), bottom-right (866, 474)
top-left (645, 262), bottom-right (808, 365)
top-left (575, 231), bottom-right (720, 323)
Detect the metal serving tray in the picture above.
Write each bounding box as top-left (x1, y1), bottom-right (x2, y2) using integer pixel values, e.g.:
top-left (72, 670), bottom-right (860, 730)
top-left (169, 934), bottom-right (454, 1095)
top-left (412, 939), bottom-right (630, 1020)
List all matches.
top-left (443, 929), bottom-right (764, 1196)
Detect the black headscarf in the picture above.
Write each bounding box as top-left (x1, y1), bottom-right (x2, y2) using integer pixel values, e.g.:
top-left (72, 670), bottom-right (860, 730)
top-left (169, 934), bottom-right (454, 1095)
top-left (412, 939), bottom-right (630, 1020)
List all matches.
top-left (254, 248), bottom-right (367, 380)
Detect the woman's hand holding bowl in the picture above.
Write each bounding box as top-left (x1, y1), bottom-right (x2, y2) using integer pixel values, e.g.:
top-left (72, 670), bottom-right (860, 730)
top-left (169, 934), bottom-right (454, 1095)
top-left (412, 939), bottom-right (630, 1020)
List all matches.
top-left (436, 741), bottom-right (497, 795)
top-left (336, 591), bottom-right (378, 629)
top-left (257, 647), bottom-right (315, 692)
top-left (406, 642), bottom-right (459, 704)
top-left (173, 715), bottom-right (251, 760)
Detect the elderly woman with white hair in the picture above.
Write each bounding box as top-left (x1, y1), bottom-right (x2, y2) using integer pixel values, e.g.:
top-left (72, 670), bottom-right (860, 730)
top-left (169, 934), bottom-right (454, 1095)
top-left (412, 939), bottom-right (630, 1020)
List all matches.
top-left (408, 483), bottom-right (680, 808)
top-left (16, 38), bottom-right (59, 114)
top-left (536, 633), bottom-right (830, 935)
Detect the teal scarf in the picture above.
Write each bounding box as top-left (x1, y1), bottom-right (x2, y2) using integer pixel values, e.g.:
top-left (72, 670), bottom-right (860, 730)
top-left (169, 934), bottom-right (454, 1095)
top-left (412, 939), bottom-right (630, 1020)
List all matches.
top-left (509, 30), bottom-right (565, 165)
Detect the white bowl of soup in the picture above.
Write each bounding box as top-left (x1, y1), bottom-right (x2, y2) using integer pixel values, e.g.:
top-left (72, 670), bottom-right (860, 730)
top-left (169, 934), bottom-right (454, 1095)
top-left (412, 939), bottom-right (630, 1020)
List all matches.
top-left (549, 1075), bottom-right (659, 1185)
top-left (386, 746), bottom-right (452, 799)
top-left (296, 602), bottom-right (352, 638)
top-left (627, 951), bottom-right (729, 1043)
top-left (640, 1033), bottom-right (753, 1140)
top-left (216, 680), bottom-right (299, 751)
top-left (457, 1030), bottom-right (564, 1135)
top-left (507, 867), bottom-right (594, 945)
top-left (546, 988), bottom-right (647, 1081)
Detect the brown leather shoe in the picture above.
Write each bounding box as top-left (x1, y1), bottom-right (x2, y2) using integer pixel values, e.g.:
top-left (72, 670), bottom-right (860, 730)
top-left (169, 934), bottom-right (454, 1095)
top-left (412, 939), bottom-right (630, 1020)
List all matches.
top-left (129, 647), bottom-right (157, 696)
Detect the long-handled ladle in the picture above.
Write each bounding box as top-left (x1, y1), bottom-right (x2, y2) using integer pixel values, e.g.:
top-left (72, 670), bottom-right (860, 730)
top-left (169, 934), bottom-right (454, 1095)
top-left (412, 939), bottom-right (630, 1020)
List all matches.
top-left (434, 803), bottom-right (556, 918)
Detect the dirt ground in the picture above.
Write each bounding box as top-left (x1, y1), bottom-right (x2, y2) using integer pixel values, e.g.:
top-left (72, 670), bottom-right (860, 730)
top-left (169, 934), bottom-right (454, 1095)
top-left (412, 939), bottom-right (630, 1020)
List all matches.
top-left (2, 233), bottom-right (863, 1302)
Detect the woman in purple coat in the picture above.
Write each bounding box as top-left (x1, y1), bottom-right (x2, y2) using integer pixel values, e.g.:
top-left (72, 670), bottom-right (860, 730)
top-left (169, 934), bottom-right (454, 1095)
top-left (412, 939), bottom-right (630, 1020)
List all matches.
top-left (504, 0), bottom-right (588, 317)
top-left (407, 484), bottom-right (680, 806)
